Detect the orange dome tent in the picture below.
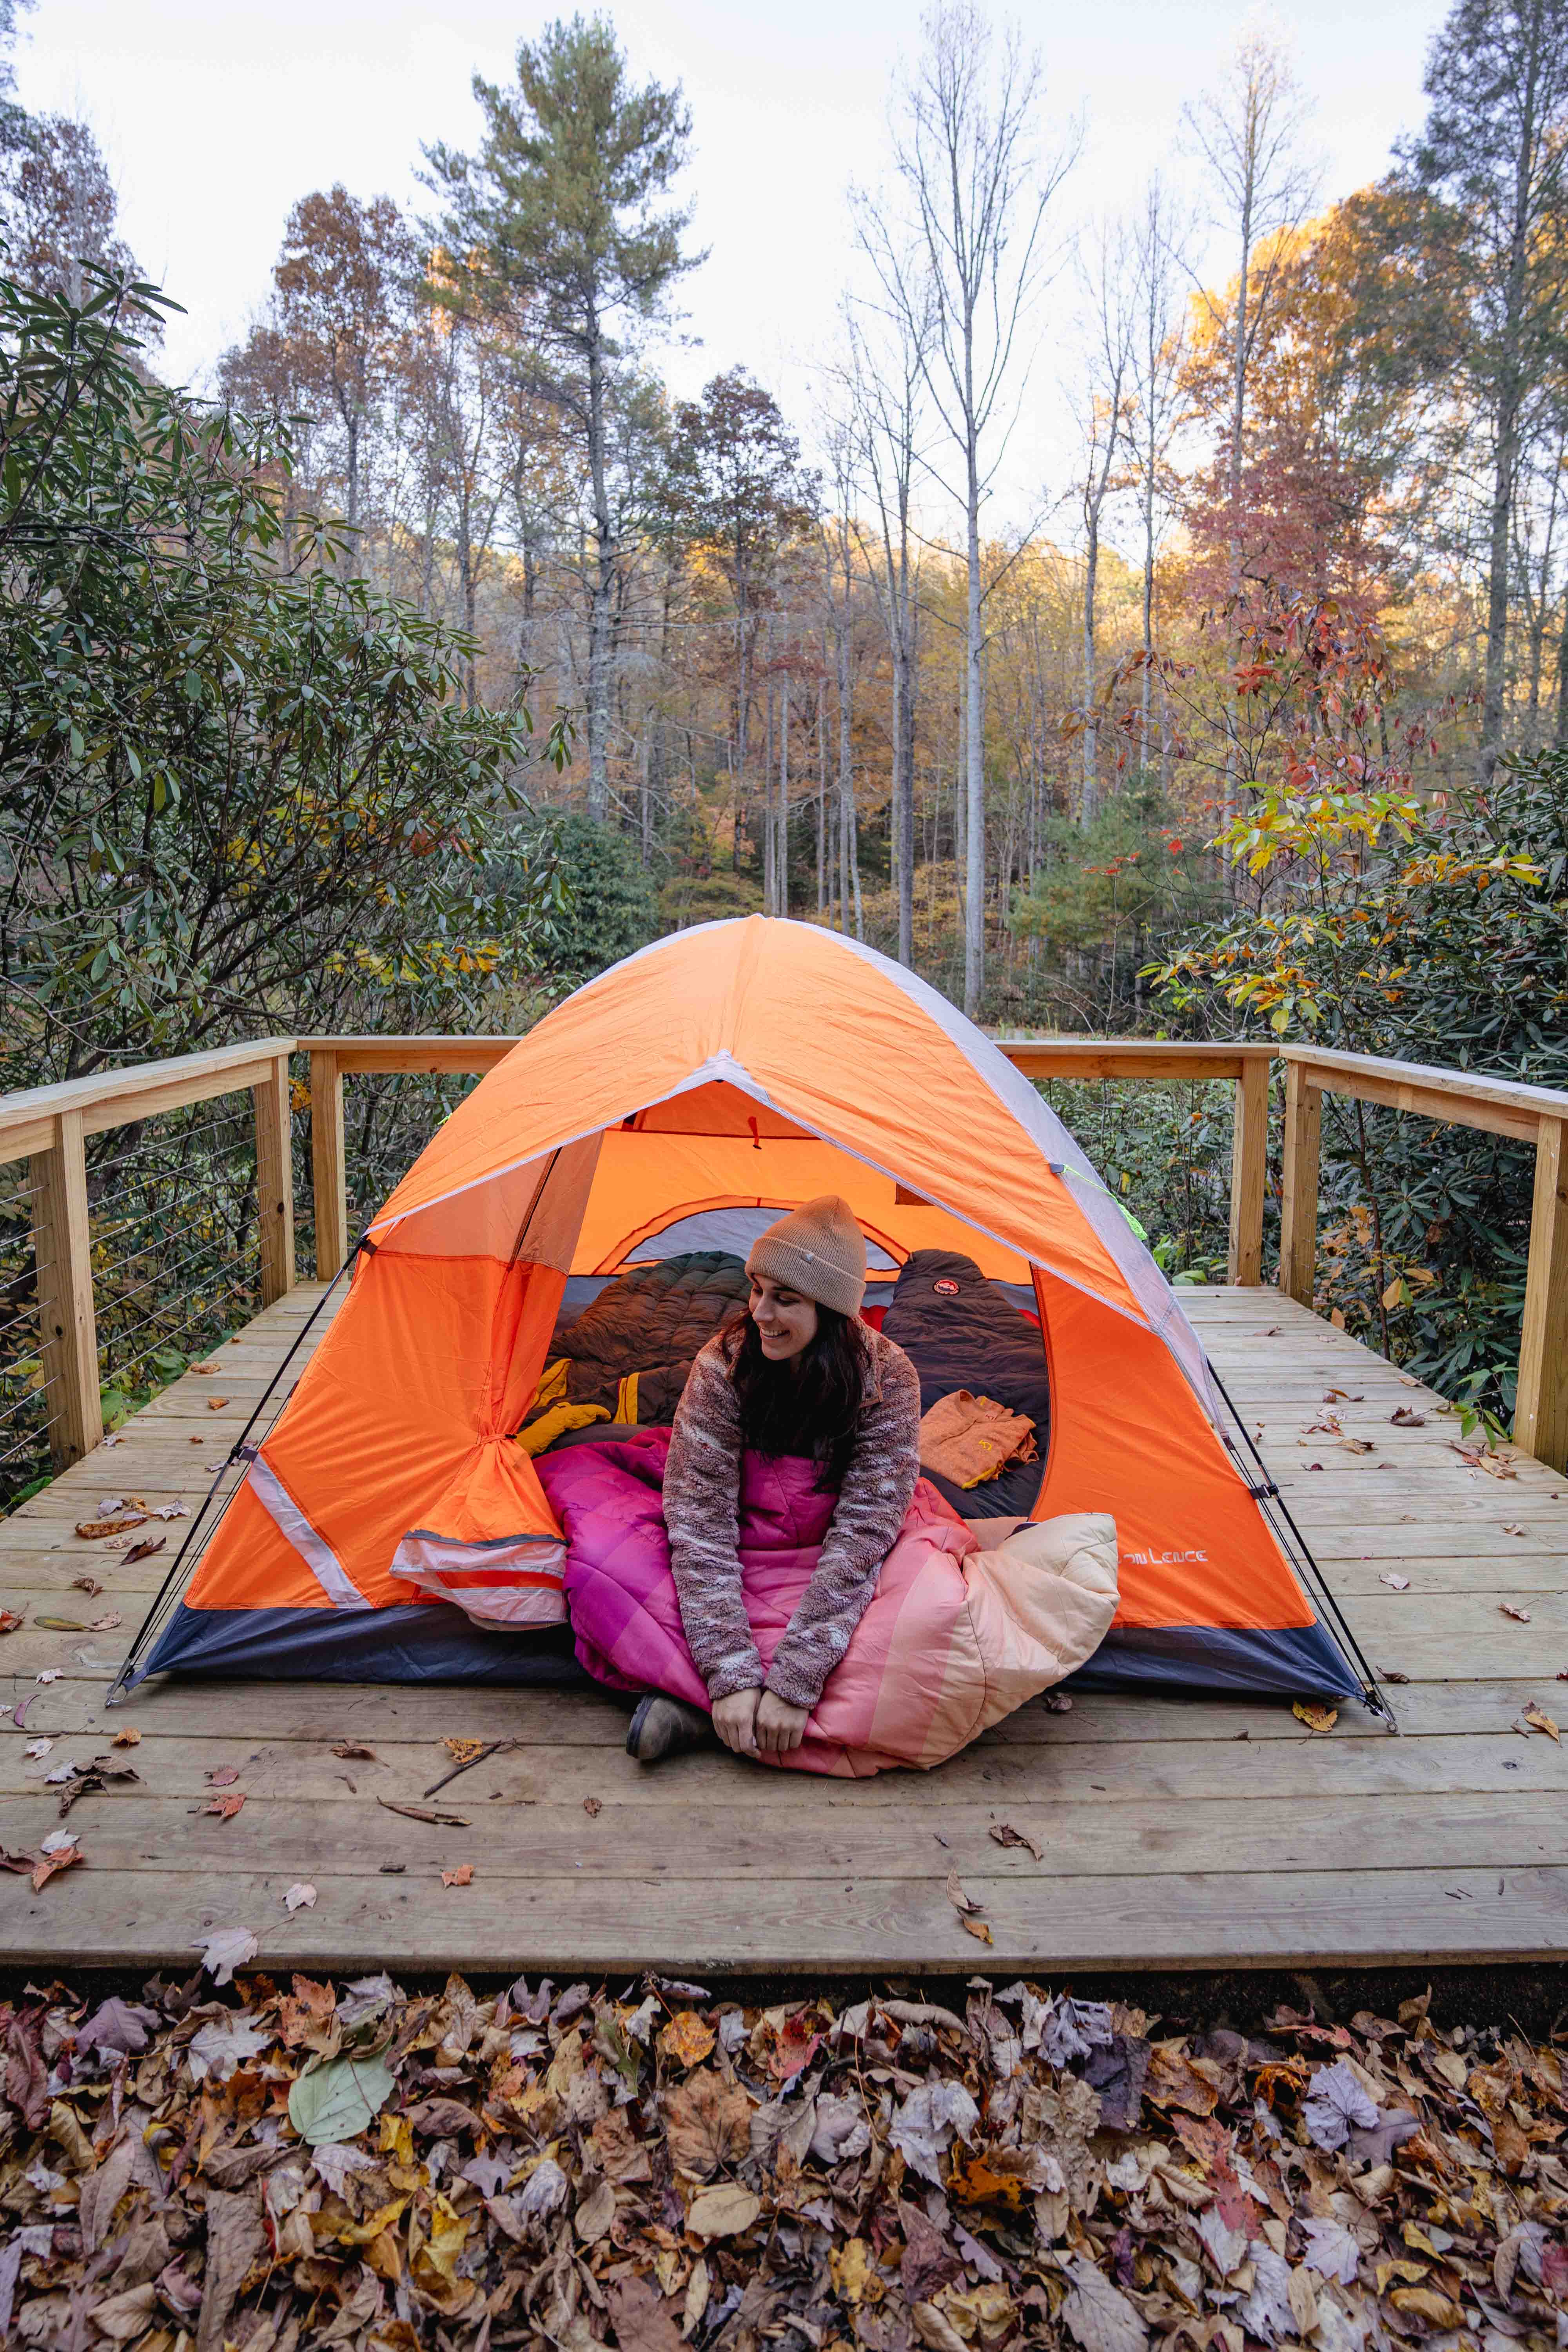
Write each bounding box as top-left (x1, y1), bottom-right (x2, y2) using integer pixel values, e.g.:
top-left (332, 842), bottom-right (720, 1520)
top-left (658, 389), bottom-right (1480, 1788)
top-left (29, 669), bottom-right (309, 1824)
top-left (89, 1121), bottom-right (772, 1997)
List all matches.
top-left (119, 918), bottom-right (1369, 1708)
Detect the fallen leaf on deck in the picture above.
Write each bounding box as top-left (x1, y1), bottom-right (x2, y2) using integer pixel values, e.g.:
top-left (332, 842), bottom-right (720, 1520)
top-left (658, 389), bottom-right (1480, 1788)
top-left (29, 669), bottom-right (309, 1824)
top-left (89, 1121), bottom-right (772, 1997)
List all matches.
top-left (188, 1434), bottom-right (204, 1444)
top-left (960, 1915), bottom-right (995, 1945)
top-left (88, 1611), bottom-right (123, 1631)
top-left (206, 1396), bottom-right (230, 1410)
top-left (122, 1539), bottom-right (164, 1565)
top-left (281, 1880), bottom-right (317, 1911)
top-left (659, 2010), bottom-right (716, 2068)
top-left (33, 1615), bottom-right (87, 1631)
top-left (70, 1575), bottom-right (103, 1596)
top-left (1501, 1603), bottom-right (1532, 1622)
top-left (1293, 1701), bottom-right (1338, 1733)
top-left (1040, 1689), bottom-right (1073, 1711)
top-left (205, 1765), bottom-right (241, 1785)
top-left (989, 1820), bottom-right (1044, 1859)
top-left (331, 1739), bottom-right (379, 1759)
top-left (0, 1610), bottom-right (22, 1633)
top-left (35, 1668), bottom-right (59, 1683)
top-left (192, 1925), bottom-right (258, 1983)
top-left (1383, 1668), bottom-right (1410, 1682)
top-left (56, 1755), bottom-right (140, 1813)
top-left (377, 1797), bottom-right (470, 1826)
top-left (685, 2183), bottom-right (761, 2240)
top-left (1304, 1461), bottom-right (1324, 1470)
top-left (1340, 1437), bottom-right (1375, 1455)
top-left (1379, 1573), bottom-right (1411, 1590)
top-left (1390, 1407), bottom-right (1426, 1426)
top-left (74, 1512), bottom-right (146, 1539)
top-left (1503, 1522), bottom-right (1526, 1536)
top-left (205, 1792), bottom-right (245, 1819)
top-left (1523, 1704), bottom-right (1559, 1741)
top-left (441, 1863), bottom-right (473, 1887)
top-left (149, 1501), bottom-right (189, 1518)
top-left (23, 1737), bottom-right (51, 1757)
top-left (442, 1737), bottom-right (485, 1765)
top-left (583, 1795), bottom-right (603, 1817)
top-left (28, 1834), bottom-right (83, 1890)
top-left (946, 1867), bottom-right (980, 1914)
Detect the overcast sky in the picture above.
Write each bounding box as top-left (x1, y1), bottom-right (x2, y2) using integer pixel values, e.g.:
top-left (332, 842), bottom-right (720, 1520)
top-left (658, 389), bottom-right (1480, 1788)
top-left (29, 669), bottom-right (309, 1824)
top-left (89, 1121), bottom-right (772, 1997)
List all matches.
top-left (15, 0), bottom-right (1449, 533)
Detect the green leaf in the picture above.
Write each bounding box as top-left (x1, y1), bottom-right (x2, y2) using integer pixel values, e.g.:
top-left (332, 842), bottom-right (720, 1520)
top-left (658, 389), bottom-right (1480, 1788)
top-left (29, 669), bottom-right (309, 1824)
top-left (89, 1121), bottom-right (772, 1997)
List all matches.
top-left (286, 2051), bottom-right (395, 2146)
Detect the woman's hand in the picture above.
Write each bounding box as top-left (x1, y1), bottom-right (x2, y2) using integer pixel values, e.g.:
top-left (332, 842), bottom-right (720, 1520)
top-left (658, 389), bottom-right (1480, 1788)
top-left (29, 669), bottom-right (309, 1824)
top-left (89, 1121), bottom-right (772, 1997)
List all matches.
top-left (754, 1691), bottom-right (810, 1754)
top-left (712, 1689), bottom-right (760, 1755)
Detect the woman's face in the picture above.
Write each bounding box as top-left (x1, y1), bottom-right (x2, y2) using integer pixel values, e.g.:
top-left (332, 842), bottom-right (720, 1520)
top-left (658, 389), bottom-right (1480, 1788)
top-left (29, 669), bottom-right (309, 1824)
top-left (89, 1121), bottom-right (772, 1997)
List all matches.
top-left (749, 1275), bottom-right (818, 1364)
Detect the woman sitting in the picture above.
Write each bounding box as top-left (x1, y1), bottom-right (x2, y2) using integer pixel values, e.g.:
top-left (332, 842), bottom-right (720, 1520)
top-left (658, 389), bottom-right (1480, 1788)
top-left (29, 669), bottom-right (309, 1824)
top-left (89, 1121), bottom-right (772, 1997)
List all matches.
top-left (629, 1195), bottom-right (920, 1762)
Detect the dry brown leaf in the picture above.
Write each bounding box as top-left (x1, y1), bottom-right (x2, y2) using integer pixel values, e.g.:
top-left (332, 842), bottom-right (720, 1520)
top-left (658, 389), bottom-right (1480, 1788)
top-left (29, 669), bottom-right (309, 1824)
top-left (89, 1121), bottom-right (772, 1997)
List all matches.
top-left (442, 1737), bottom-right (485, 1765)
top-left (205, 1765), bottom-right (241, 1785)
top-left (0, 1609), bottom-right (21, 1634)
top-left (206, 1396), bottom-right (230, 1410)
top-left (377, 1797), bottom-right (470, 1826)
top-left (121, 1539), bottom-right (164, 1566)
top-left (583, 1795), bottom-right (603, 1817)
top-left (204, 1793), bottom-right (245, 1820)
top-left (71, 1575), bottom-right (104, 1596)
top-left (194, 1360), bottom-right (221, 1373)
top-left (29, 1837), bottom-right (82, 1891)
top-left (662, 2068), bottom-right (750, 2177)
top-left (1390, 1406), bottom-right (1426, 1426)
top-left (74, 1512), bottom-right (147, 1540)
top-left (1523, 1703), bottom-right (1560, 1741)
top-left (441, 1864), bottom-right (473, 1887)
top-left (959, 1915), bottom-right (994, 1945)
top-left (989, 1821), bottom-right (1044, 1860)
top-left (88, 1611), bottom-right (123, 1631)
top-left (1293, 1701), bottom-right (1339, 1733)
top-left (659, 2010), bottom-right (716, 2069)
top-left (685, 2182), bottom-right (761, 2240)
top-left (1501, 1603), bottom-right (1533, 1622)
top-left (605, 2275), bottom-right (686, 2352)
top-left (331, 1740), bottom-right (380, 1760)
top-left (111, 1727), bottom-right (140, 1747)
top-left (945, 1867), bottom-right (979, 1914)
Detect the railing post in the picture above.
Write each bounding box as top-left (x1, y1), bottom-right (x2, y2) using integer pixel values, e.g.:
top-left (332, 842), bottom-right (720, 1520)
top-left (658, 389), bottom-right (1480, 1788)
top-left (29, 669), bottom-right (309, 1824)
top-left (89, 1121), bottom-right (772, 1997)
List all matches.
top-left (1227, 1056), bottom-right (1269, 1285)
top-left (31, 1108), bottom-right (102, 1467)
top-left (253, 1050), bottom-right (296, 1306)
top-left (1278, 1060), bottom-right (1321, 1307)
top-left (310, 1049), bottom-right (349, 1282)
top-left (1515, 1114), bottom-right (1568, 1470)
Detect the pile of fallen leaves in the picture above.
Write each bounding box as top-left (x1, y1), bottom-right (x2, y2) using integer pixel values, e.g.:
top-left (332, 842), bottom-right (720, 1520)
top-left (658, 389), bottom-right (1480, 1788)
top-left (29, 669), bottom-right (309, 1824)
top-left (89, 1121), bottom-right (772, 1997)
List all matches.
top-left (2, 1968), bottom-right (1566, 2352)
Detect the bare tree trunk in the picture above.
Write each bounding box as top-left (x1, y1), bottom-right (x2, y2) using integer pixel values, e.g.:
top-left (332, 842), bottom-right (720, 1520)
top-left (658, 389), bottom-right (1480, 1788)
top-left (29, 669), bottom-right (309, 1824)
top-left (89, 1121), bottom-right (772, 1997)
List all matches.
top-left (585, 314), bottom-right (614, 821)
top-left (779, 675), bottom-right (790, 918)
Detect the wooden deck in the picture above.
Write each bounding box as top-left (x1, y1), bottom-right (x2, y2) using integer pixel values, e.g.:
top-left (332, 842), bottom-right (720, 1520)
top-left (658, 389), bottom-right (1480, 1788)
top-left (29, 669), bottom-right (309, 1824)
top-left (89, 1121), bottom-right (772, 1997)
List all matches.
top-left (3, 1282), bottom-right (1567, 1976)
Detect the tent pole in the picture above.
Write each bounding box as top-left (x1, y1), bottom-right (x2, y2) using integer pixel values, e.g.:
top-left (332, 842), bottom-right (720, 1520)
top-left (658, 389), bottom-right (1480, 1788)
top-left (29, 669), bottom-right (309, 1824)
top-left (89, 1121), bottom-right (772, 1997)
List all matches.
top-left (1205, 1354), bottom-right (1398, 1732)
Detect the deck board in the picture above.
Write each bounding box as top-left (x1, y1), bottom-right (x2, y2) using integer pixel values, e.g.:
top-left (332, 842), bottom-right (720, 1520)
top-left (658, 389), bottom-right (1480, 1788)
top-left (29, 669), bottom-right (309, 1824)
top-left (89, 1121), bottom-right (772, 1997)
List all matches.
top-left (3, 1282), bottom-right (1567, 1975)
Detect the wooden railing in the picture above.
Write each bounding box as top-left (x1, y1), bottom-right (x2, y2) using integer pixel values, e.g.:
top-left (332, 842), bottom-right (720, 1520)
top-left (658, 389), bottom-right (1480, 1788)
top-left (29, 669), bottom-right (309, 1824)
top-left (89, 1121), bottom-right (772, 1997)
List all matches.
top-left (0, 1040), bottom-right (295, 1468)
top-left (3, 1031), bottom-right (1566, 1474)
top-left (1276, 1044), bottom-right (1568, 1472)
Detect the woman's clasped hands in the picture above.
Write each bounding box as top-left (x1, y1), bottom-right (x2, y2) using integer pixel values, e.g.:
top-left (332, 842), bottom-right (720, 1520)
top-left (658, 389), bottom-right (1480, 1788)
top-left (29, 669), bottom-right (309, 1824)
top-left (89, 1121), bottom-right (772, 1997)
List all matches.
top-left (711, 1687), bottom-right (811, 1757)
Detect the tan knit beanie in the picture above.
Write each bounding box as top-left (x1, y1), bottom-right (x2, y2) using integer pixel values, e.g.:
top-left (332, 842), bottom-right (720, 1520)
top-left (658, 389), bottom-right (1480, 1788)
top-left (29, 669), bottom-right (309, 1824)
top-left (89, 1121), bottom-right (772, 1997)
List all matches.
top-left (746, 1195), bottom-right (867, 1318)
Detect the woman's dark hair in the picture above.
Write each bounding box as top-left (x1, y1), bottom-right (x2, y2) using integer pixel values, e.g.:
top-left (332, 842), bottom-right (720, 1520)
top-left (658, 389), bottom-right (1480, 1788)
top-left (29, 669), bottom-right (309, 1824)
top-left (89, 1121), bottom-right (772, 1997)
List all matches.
top-left (720, 1300), bottom-right (871, 1489)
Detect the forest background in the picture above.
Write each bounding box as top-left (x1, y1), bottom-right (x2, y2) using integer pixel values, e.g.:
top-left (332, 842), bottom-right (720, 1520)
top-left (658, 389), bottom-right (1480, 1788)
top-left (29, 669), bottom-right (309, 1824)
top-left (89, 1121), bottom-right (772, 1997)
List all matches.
top-left (3, 0), bottom-right (1568, 1459)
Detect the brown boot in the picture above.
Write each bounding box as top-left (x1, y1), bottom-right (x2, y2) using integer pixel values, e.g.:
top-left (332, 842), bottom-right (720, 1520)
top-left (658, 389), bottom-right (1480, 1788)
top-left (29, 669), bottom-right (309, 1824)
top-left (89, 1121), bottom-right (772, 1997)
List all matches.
top-left (626, 1693), bottom-right (712, 1764)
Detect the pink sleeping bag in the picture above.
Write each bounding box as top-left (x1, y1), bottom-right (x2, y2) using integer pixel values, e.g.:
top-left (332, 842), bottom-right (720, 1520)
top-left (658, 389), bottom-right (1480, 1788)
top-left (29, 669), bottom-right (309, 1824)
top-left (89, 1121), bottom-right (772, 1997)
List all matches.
top-left (535, 1427), bottom-right (1118, 1777)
